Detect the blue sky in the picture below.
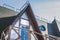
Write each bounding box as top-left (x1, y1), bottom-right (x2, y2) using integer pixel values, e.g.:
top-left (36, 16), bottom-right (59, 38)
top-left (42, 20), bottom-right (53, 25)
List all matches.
top-left (0, 0), bottom-right (60, 22)
top-left (30, 0), bottom-right (60, 22)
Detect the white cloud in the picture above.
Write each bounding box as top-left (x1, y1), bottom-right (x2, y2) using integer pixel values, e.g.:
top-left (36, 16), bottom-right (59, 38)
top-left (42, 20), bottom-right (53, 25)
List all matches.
top-left (31, 1), bottom-right (60, 22)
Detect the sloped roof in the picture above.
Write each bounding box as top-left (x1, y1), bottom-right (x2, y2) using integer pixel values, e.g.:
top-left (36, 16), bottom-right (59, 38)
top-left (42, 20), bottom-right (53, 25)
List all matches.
top-left (0, 15), bottom-right (17, 38)
top-left (0, 6), bottom-right (18, 38)
top-left (49, 19), bottom-right (60, 37)
top-left (0, 6), bottom-right (18, 18)
top-left (0, 16), bottom-right (17, 31)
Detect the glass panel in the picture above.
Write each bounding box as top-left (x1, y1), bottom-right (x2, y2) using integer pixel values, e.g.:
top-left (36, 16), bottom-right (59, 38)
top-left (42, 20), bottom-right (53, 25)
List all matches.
top-left (14, 20), bottom-right (19, 27)
top-left (31, 34), bottom-right (35, 40)
top-left (21, 25), bottom-right (28, 40)
top-left (21, 19), bottom-right (29, 26)
top-left (30, 25), bottom-right (36, 40)
top-left (21, 12), bottom-right (28, 20)
top-left (56, 20), bottom-right (60, 32)
top-left (39, 25), bottom-right (46, 31)
top-left (10, 29), bottom-right (18, 39)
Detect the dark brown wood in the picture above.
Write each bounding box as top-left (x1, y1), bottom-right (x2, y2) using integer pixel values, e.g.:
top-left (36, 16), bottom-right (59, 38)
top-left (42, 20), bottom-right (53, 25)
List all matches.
top-left (25, 5), bottom-right (44, 40)
top-left (8, 27), bottom-right (11, 40)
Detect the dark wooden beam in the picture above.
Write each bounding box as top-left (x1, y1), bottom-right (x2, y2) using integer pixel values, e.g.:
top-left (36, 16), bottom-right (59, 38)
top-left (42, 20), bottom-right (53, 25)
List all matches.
top-left (26, 5), bottom-right (44, 40)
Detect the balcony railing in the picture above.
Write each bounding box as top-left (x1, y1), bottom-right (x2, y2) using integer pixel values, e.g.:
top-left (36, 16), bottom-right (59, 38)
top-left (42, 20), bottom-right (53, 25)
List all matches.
top-left (1, 25), bottom-right (60, 40)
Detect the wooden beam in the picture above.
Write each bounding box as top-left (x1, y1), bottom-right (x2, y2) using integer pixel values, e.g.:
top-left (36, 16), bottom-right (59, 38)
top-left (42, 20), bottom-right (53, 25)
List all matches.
top-left (26, 5), bottom-right (44, 40)
top-left (12, 28), bottom-right (20, 40)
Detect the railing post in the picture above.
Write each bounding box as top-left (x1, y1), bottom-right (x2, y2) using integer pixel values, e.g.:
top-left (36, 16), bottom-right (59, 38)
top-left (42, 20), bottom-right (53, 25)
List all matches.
top-left (45, 34), bottom-right (47, 40)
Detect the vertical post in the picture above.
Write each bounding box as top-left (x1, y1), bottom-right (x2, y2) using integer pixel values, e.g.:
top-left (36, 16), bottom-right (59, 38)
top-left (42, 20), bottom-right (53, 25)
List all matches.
top-left (19, 17), bottom-right (21, 39)
top-left (45, 34), bottom-right (47, 40)
top-left (28, 24), bottom-right (31, 40)
top-left (8, 26), bottom-right (11, 40)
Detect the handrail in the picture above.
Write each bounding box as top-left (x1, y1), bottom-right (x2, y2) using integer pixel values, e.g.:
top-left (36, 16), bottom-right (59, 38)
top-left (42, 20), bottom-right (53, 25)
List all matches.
top-left (1, 26), bottom-right (60, 40)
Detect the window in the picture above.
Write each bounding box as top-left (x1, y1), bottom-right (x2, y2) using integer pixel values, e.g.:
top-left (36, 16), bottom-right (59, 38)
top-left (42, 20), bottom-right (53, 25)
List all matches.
top-left (21, 25), bottom-right (28, 40)
top-left (39, 25), bottom-right (46, 31)
top-left (21, 19), bottom-right (29, 26)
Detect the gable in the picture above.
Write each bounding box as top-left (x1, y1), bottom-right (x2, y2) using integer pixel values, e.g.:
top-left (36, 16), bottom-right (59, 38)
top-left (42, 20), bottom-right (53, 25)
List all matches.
top-left (1, 3), bottom-right (44, 40)
top-left (13, 3), bottom-right (44, 40)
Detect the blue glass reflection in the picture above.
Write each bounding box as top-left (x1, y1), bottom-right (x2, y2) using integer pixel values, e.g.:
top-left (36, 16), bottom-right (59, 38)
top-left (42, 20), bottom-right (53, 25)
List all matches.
top-left (39, 25), bottom-right (46, 31)
top-left (21, 26), bottom-right (28, 40)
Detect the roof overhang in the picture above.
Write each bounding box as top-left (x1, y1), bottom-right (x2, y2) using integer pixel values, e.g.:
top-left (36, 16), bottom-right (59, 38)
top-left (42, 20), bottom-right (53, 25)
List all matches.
top-left (0, 6), bottom-right (18, 18)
